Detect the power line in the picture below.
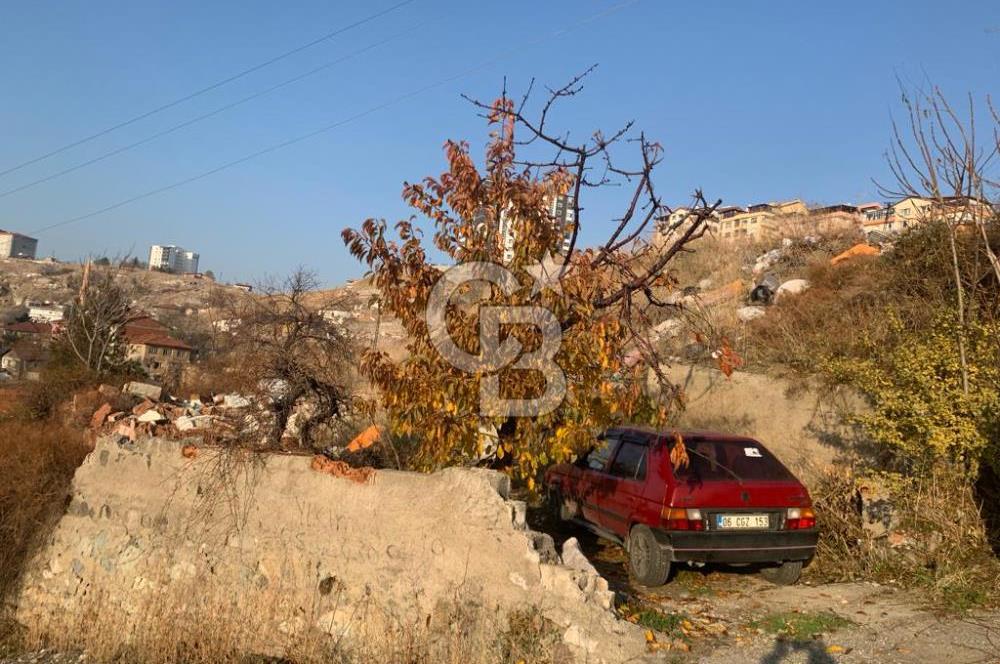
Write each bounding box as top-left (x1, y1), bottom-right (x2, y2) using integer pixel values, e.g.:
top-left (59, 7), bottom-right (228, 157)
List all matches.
top-left (0, 0), bottom-right (416, 180)
top-left (32, 0), bottom-right (640, 236)
top-left (0, 22), bottom-right (425, 200)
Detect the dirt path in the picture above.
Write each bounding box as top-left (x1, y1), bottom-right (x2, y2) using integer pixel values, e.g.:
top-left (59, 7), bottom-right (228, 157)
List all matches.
top-left (536, 515), bottom-right (1000, 663)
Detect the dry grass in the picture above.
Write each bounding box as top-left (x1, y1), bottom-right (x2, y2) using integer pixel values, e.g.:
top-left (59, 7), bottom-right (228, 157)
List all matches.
top-left (0, 417), bottom-right (90, 606)
top-left (15, 579), bottom-right (567, 664)
top-left (808, 467), bottom-right (1000, 611)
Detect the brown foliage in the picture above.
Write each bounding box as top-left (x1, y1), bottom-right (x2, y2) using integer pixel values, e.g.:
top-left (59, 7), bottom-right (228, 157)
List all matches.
top-left (342, 73), bottom-right (718, 477)
top-left (0, 418), bottom-right (89, 605)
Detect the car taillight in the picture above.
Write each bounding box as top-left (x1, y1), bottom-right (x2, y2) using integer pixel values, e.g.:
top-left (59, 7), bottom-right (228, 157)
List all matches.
top-left (785, 507), bottom-right (816, 529)
top-left (661, 507), bottom-right (704, 531)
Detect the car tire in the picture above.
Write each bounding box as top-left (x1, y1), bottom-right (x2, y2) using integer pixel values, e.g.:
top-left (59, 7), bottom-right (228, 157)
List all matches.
top-left (627, 524), bottom-right (671, 587)
top-left (760, 560), bottom-right (803, 585)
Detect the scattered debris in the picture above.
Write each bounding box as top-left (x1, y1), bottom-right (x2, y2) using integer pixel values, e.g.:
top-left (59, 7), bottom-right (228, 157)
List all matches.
top-left (857, 477), bottom-right (899, 539)
top-left (181, 444), bottom-right (199, 459)
top-left (310, 455), bottom-right (376, 484)
top-left (174, 415), bottom-right (214, 431)
top-left (90, 403), bottom-right (112, 430)
top-left (650, 318), bottom-right (682, 340)
top-left (695, 279), bottom-right (744, 307)
top-left (749, 272), bottom-right (781, 304)
top-left (346, 425), bottom-right (380, 452)
top-left (737, 306), bottom-right (766, 322)
top-left (561, 537), bottom-right (598, 575)
top-left (774, 279), bottom-right (811, 301)
top-left (831, 243), bottom-right (879, 266)
top-left (752, 248), bottom-right (784, 274)
top-left (220, 393), bottom-right (251, 409)
top-left (136, 409), bottom-right (166, 424)
top-left (123, 381), bottom-right (162, 401)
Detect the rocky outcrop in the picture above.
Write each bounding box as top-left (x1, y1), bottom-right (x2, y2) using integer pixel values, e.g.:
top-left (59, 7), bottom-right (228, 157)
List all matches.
top-left (13, 436), bottom-right (646, 662)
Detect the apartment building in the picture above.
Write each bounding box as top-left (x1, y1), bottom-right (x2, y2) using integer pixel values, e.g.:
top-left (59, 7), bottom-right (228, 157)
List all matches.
top-left (148, 245), bottom-right (200, 274)
top-left (488, 193), bottom-right (576, 264)
top-left (862, 196), bottom-right (994, 237)
top-left (0, 230), bottom-right (38, 259)
top-left (713, 200), bottom-right (809, 241)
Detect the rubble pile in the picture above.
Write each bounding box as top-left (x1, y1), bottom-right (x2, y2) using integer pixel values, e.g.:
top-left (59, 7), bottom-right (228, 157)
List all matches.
top-left (88, 381), bottom-right (248, 445)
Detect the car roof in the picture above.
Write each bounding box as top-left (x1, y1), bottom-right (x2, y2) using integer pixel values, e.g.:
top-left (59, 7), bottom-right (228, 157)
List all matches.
top-left (609, 425), bottom-right (756, 444)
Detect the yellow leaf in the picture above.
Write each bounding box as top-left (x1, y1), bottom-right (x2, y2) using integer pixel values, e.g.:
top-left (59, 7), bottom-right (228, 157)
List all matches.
top-left (826, 645), bottom-right (847, 654)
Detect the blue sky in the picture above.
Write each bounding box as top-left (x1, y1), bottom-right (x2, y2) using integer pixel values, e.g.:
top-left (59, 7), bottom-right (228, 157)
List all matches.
top-left (1, 0), bottom-right (998, 284)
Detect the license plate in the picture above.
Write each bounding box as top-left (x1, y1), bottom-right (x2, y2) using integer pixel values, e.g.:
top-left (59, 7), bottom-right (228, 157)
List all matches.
top-left (716, 514), bottom-right (769, 529)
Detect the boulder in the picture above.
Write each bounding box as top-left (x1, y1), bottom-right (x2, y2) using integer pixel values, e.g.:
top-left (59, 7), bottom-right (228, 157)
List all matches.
top-left (775, 278), bottom-right (811, 300)
top-left (737, 306), bottom-right (766, 322)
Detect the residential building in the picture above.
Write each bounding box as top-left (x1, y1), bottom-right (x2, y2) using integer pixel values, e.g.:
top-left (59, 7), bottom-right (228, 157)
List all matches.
top-left (489, 193), bottom-right (577, 264)
top-left (653, 206), bottom-right (719, 246)
top-left (148, 245), bottom-right (200, 274)
top-left (0, 230), bottom-right (38, 259)
top-left (713, 200), bottom-right (808, 241)
top-left (1, 341), bottom-right (50, 380)
top-left (122, 315), bottom-right (194, 382)
top-left (805, 204), bottom-right (863, 235)
top-left (27, 302), bottom-right (65, 323)
top-left (3, 320), bottom-right (56, 339)
top-left (858, 196), bottom-right (993, 237)
top-left (550, 193), bottom-right (577, 255)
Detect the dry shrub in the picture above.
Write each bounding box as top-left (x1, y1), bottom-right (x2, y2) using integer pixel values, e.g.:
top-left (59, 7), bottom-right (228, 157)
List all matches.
top-left (0, 418), bottom-right (89, 606)
top-left (808, 467), bottom-right (1000, 611)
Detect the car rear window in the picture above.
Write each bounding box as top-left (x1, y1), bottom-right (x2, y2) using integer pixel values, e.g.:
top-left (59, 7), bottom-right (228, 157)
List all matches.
top-left (673, 438), bottom-right (795, 482)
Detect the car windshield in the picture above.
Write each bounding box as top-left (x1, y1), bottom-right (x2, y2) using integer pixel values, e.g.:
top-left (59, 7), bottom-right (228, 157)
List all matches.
top-left (673, 438), bottom-right (795, 483)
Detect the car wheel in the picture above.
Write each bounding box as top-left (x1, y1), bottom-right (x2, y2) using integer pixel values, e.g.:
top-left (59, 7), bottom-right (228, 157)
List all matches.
top-left (627, 524), bottom-right (671, 587)
top-left (760, 560), bottom-right (803, 585)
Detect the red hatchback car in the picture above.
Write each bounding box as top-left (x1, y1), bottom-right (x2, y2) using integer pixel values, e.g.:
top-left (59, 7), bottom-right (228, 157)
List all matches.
top-left (544, 427), bottom-right (818, 586)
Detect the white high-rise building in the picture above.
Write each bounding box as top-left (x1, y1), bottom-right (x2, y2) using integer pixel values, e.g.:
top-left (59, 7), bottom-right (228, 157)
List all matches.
top-left (148, 245), bottom-right (200, 274)
top-left (492, 193), bottom-right (576, 265)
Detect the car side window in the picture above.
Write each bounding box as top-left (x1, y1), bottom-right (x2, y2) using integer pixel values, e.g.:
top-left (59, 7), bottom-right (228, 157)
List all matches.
top-left (585, 436), bottom-right (617, 471)
top-left (608, 440), bottom-right (647, 481)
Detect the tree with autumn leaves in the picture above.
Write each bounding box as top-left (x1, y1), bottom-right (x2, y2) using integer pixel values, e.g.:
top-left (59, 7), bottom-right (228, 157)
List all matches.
top-left (343, 72), bottom-right (718, 482)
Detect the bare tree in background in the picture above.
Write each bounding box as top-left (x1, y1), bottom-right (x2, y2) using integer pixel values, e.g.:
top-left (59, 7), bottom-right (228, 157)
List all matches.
top-left (216, 269), bottom-right (355, 449)
top-left (881, 84), bottom-right (1000, 393)
top-left (55, 262), bottom-right (135, 376)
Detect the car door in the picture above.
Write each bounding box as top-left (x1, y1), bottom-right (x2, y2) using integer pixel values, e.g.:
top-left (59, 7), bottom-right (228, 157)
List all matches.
top-left (575, 432), bottom-right (620, 526)
top-left (597, 435), bottom-right (650, 537)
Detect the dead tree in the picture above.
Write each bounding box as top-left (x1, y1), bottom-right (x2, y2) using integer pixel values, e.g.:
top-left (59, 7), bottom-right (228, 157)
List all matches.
top-left (217, 269), bottom-right (354, 449)
top-left (56, 262), bottom-right (134, 376)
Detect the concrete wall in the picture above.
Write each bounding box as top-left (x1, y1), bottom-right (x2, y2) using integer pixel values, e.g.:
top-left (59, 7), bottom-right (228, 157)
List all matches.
top-left (0, 233), bottom-right (37, 259)
top-left (14, 436), bottom-right (644, 662)
top-left (666, 364), bottom-right (866, 480)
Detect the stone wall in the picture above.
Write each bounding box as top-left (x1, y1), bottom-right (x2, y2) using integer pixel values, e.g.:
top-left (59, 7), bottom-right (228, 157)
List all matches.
top-left (14, 436), bottom-right (644, 662)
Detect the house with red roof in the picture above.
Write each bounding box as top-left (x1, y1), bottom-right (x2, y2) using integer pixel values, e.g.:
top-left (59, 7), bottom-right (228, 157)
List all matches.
top-left (122, 315), bottom-right (194, 383)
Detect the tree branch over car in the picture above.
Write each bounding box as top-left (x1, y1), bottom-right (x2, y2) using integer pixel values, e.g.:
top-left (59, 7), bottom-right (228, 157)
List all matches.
top-left (342, 71), bottom-right (719, 480)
